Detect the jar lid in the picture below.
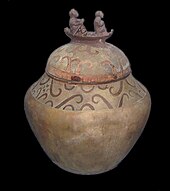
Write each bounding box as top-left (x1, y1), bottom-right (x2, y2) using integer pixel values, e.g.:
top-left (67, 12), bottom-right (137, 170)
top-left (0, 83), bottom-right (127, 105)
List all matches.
top-left (46, 9), bottom-right (131, 84)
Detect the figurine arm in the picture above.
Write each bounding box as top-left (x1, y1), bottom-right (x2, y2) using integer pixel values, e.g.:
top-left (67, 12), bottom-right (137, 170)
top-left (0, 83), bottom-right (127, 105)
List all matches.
top-left (74, 19), bottom-right (84, 26)
top-left (99, 20), bottom-right (104, 26)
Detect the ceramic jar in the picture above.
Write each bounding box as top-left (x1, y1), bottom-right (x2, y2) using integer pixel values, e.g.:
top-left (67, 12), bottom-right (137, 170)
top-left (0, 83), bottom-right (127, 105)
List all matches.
top-left (24, 9), bottom-right (151, 175)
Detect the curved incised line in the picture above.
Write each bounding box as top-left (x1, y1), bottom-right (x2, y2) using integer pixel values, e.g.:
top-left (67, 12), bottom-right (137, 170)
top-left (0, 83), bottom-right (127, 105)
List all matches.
top-left (118, 93), bottom-right (129, 108)
top-left (36, 87), bottom-right (42, 98)
top-left (109, 81), bottom-right (123, 96)
top-left (137, 82), bottom-right (146, 93)
top-left (53, 55), bottom-right (60, 63)
top-left (75, 45), bottom-right (88, 53)
top-left (129, 90), bottom-right (143, 98)
top-left (80, 103), bottom-right (95, 110)
top-left (38, 93), bottom-right (48, 100)
top-left (50, 79), bottom-right (62, 97)
top-left (40, 77), bottom-right (50, 85)
top-left (79, 61), bottom-right (93, 70)
top-left (87, 47), bottom-right (99, 55)
top-left (55, 94), bottom-right (83, 109)
top-left (61, 56), bottom-right (71, 72)
top-left (65, 46), bottom-right (74, 53)
top-left (70, 58), bottom-right (81, 74)
top-left (64, 84), bottom-right (75, 90)
top-left (56, 46), bottom-right (65, 52)
top-left (92, 94), bottom-right (113, 109)
top-left (63, 105), bottom-right (74, 111)
top-left (98, 85), bottom-right (108, 90)
top-left (48, 55), bottom-right (61, 65)
top-left (45, 100), bottom-right (53, 107)
top-left (125, 78), bottom-right (136, 87)
top-left (81, 86), bottom-right (94, 93)
top-left (101, 60), bottom-right (112, 66)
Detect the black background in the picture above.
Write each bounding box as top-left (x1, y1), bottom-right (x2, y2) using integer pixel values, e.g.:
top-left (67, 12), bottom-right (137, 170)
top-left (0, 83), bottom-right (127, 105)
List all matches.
top-left (7, 0), bottom-right (167, 189)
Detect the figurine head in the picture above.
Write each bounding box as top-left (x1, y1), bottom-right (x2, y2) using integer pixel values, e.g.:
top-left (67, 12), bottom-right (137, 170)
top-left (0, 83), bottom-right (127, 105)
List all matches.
top-left (69, 9), bottom-right (79, 18)
top-left (95, 11), bottom-right (104, 18)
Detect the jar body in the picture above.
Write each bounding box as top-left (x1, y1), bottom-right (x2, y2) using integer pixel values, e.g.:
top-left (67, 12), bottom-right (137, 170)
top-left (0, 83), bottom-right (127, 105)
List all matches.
top-left (24, 73), bottom-right (151, 175)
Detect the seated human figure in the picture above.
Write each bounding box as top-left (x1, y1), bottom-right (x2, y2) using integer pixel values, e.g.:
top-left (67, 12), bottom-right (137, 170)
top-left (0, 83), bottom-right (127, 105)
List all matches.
top-left (69, 9), bottom-right (87, 36)
top-left (94, 11), bottom-right (108, 36)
